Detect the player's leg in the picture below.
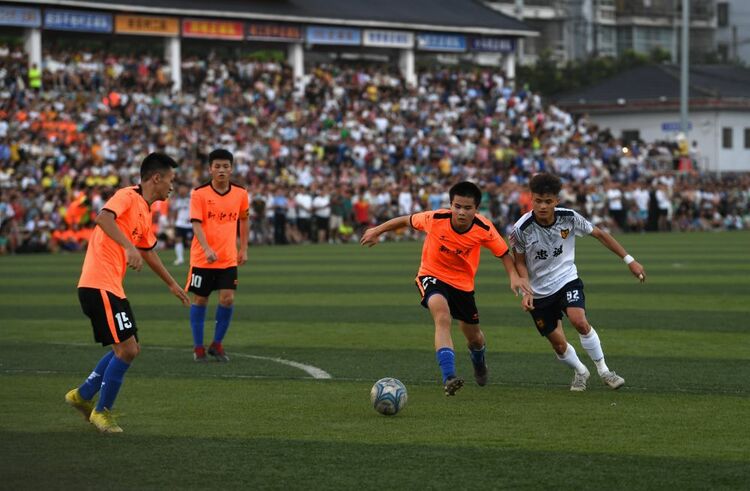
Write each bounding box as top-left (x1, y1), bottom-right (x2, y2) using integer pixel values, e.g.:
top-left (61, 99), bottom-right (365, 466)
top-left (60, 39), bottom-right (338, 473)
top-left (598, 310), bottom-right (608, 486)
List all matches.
top-left (546, 323), bottom-right (591, 391)
top-left (208, 288), bottom-right (234, 362)
top-left (173, 229), bottom-right (186, 265)
top-left (566, 307), bottom-right (625, 389)
top-left (460, 321), bottom-right (488, 386)
top-left (208, 267), bottom-right (238, 362)
top-left (66, 349), bottom-right (114, 420)
top-left (427, 294), bottom-right (463, 395)
top-left (187, 267), bottom-right (214, 361)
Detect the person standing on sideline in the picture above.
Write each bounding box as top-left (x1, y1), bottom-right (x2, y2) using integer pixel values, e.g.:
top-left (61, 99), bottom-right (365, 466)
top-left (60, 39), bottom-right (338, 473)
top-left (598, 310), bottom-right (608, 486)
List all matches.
top-left (170, 184), bottom-right (192, 265)
top-left (187, 149), bottom-right (249, 362)
top-left (65, 152), bottom-right (190, 433)
top-left (361, 181), bottom-right (531, 396)
top-left (510, 173), bottom-right (645, 391)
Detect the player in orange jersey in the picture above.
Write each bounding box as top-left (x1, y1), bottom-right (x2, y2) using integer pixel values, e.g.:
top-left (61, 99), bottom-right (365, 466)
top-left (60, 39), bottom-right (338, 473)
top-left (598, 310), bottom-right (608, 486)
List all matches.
top-left (361, 181), bottom-right (531, 396)
top-left (65, 153), bottom-right (190, 433)
top-left (187, 149), bottom-right (250, 362)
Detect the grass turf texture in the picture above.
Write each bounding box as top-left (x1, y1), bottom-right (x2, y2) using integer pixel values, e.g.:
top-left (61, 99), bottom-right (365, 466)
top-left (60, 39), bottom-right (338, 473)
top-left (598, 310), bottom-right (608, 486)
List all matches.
top-left (1, 231), bottom-right (748, 489)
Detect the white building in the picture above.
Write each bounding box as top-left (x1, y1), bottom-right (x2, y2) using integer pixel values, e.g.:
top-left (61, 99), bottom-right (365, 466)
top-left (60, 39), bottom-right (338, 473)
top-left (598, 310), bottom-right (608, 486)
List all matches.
top-left (555, 64), bottom-right (750, 172)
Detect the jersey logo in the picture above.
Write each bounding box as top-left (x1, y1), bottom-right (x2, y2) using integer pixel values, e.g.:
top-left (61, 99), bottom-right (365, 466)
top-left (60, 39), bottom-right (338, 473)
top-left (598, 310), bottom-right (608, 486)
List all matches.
top-left (561, 229), bottom-right (569, 239)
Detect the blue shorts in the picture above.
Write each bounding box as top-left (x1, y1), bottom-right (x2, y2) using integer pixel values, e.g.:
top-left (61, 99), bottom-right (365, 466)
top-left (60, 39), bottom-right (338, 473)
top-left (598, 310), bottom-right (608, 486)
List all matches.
top-left (528, 278), bottom-right (586, 336)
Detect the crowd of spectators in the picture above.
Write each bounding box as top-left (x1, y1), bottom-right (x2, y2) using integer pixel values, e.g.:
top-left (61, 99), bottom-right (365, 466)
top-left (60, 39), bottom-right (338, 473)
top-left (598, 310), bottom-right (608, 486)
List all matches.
top-left (1, 43), bottom-right (749, 254)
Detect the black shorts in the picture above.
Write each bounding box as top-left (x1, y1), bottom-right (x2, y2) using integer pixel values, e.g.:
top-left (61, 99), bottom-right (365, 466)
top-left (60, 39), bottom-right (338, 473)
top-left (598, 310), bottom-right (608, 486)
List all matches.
top-left (175, 226), bottom-right (193, 245)
top-left (187, 266), bottom-right (238, 297)
top-left (529, 278), bottom-right (586, 337)
top-left (78, 287), bottom-right (138, 346)
top-left (416, 275), bottom-right (479, 324)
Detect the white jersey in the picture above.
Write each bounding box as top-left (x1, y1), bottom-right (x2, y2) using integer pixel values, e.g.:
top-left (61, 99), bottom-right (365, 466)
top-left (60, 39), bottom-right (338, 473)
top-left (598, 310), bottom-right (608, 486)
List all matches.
top-left (171, 196), bottom-right (192, 229)
top-left (509, 208), bottom-right (594, 298)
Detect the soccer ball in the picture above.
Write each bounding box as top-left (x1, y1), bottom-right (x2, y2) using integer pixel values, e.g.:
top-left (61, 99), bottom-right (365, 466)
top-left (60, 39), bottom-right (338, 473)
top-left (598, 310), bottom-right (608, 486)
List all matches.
top-left (370, 377), bottom-right (408, 416)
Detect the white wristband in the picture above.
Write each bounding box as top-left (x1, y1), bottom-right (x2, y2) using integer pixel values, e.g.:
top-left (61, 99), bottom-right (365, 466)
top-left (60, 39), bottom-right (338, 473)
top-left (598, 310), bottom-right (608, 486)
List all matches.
top-left (623, 254), bottom-right (635, 265)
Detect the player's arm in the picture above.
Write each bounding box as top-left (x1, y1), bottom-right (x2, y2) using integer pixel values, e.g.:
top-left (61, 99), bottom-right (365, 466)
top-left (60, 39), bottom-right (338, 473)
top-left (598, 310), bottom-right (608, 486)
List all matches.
top-left (360, 215), bottom-right (411, 247)
top-left (192, 220), bottom-right (217, 263)
top-left (238, 210), bottom-right (249, 266)
top-left (513, 251), bottom-right (535, 311)
top-left (140, 249), bottom-right (190, 306)
top-left (95, 210), bottom-right (142, 271)
top-left (590, 226), bottom-right (646, 282)
top-left (498, 251), bottom-right (532, 297)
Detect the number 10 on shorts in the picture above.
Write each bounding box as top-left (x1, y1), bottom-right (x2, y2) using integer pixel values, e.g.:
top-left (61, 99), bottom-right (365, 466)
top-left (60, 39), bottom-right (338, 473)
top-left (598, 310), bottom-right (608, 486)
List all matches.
top-left (190, 274), bottom-right (202, 288)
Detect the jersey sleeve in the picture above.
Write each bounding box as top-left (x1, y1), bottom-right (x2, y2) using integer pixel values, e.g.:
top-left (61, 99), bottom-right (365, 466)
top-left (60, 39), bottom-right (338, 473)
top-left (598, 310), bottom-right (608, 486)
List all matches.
top-left (190, 190), bottom-right (204, 223)
top-left (239, 190), bottom-right (250, 219)
top-left (508, 226), bottom-right (525, 254)
top-left (409, 211), bottom-right (434, 232)
top-left (572, 211), bottom-right (594, 236)
top-left (484, 224), bottom-right (509, 257)
top-left (101, 189), bottom-right (132, 218)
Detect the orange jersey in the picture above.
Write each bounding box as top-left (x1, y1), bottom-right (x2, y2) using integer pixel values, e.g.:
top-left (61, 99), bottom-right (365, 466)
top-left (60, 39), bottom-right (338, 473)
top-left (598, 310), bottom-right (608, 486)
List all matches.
top-left (78, 186), bottom-right (156, 298)
top-left (411, 209), bottom-right (509, 291)
top-left (190, 182), bottom-right (249, 268)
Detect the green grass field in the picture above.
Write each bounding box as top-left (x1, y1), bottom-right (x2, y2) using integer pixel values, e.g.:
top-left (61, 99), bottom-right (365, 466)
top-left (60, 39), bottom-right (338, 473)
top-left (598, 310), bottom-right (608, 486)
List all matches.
top-left (1, 231), bottom-right (749, 489)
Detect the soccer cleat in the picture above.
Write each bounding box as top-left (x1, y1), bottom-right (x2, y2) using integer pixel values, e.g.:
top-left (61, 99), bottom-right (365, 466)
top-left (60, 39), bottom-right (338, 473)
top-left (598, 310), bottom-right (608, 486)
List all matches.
top-left (89, 409), bottom-right (123, 433)
top-left (443, 376), bottom-right (464, 396)
top-left (65, 388), bottom-right (95, 421)
top-left (208, 343), bottom-right (229, 362)
top-left (194, 346), bottom-right (207, 362)
top-left (601, 370), bottom-right (625, 390)
top-left (173, 259), bottom-right (184, 266)
top-left (570, 368), bottom-right (591, 392)
top-left (473, 362), bottom-right (489, 387)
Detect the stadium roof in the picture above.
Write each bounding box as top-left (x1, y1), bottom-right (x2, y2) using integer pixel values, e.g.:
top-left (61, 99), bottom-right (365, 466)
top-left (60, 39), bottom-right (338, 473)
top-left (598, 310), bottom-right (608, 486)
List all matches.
top-left (555, 64), bottom-right (750, 112)
top-left (16, 0), bottom-right (536, 36)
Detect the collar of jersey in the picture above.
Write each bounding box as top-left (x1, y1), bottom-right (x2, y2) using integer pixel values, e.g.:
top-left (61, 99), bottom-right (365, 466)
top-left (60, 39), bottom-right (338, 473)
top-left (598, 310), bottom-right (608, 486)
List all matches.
top-left (209, 182), bottom-right (232, 196)
top-left (532, 212), bottom-right (557, 228)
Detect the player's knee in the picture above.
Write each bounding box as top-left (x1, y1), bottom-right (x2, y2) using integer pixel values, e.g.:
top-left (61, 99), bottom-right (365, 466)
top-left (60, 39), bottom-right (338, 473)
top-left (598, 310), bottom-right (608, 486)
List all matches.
top-left (570, 318), bottom-right (590, 333)
top-left (552, 341), bottom-right (567, 355)
top-left (218, 294), bottom-right (234, 307)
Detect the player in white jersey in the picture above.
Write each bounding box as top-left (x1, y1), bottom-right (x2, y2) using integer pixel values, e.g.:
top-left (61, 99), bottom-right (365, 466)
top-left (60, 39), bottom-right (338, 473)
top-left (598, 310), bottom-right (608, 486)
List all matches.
top-left (510, 173), bottom-right (646, 391)
top-left (170, 184), bottom-right (193, 265)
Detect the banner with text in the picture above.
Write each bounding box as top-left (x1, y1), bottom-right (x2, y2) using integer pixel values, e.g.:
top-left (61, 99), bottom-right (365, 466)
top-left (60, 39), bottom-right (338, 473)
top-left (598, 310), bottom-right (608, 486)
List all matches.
top-left (306, 26), bottom-right (361, 46)
top-left (44, 9), bottom-right (112, 33)
top-left (247, 22), bottom-right (302, 42)
top-left (115, 15), bottom-right (178, 36)
top-left (416, 33), bottom-right (466, 52)
top-left (362, 29), bottom-right (413, 48)
top-left (0, 6), bottom-right (41, 27)
top-left (470, 37), bottom-right (515, 53)
top-left (182, 19), bottom-right (244, 40)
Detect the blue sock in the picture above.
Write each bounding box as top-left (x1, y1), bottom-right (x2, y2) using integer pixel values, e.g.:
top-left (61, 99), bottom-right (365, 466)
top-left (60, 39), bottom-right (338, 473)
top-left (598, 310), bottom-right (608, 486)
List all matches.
top-left (213, 304), bottom-right (234, 344)
top-left (78, 351), bottom-right (115, 400)
top-left (469, 345), bottom-right (486, 368)
top-left (436, 347), bottom-right (456, 383)
top-left (190, 304), bottom-right (207, 347)
top-left (96, 356), bottom-right (130, 411)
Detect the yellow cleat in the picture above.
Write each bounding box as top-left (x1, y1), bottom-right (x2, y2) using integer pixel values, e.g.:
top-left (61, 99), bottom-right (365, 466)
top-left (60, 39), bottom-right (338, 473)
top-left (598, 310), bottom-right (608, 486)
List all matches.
top-left (65, 388), bottom-right (94, 421)
top-left (89, 409), bottom-right (123, 433)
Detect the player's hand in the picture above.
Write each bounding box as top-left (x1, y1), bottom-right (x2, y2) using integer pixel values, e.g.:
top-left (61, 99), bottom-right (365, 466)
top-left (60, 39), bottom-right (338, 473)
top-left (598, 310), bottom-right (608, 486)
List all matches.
top-left (125, 245), bottom-right (143, 272)
top-left (360, 228), bottom-right (380, 247)
top-left (521, 293), bottom-right (534, 311)
top-left (237, 249), bottom-right (248, 266)
top-left (169, 283), bottom-right (191, 307)
top-left (204, 247), bottom-right (218, 264)
top-left (629, 261), bottom-right (646, 283)
top-left (510, 276), bottom-right (532, 296)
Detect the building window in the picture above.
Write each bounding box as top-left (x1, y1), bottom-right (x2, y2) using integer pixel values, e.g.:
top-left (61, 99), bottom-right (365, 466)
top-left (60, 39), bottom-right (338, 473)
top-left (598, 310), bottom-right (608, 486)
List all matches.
top-left (717, 3), bottom-right (729, 28)
top-left (745, 128), bottom-right (750, 149)
top-left (722, 127), bottom-right (733, 149)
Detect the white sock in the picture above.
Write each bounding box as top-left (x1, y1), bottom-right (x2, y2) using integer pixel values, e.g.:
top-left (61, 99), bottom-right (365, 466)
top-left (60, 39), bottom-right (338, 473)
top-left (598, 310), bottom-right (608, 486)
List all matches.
top-left (556, 343), bottom-right (588, 374)
top-left (579, 327), bottom-right (610, 375)
top-left (175, 242), bottom-right (184, 262)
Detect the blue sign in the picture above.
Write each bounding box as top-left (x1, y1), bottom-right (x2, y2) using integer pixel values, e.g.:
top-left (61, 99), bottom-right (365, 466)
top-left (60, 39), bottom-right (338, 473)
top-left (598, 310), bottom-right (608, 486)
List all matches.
top-left (661, 122), bottom-right (692, 132)
top-left (416, 33), bottom-right (466, 52)
top-left (44, 9), bottom-right (112, 33)
top-left (306, 26), bottom-right (361, 46)
top-left (0, 6), bottom-right (41, 27)
top-left (470, 37), bottom-right (515, 53)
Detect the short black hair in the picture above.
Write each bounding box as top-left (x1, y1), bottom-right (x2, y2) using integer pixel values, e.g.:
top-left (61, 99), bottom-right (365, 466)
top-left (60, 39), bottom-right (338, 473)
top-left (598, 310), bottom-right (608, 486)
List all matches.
top-left (209, 148), bottom-right (234, 165)
top-left (449, 181), bottom-right (482, 206)
top-left (140, 152), bottom-right (178, 180)
top-left (529, 173), bottom-right (562, 196)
